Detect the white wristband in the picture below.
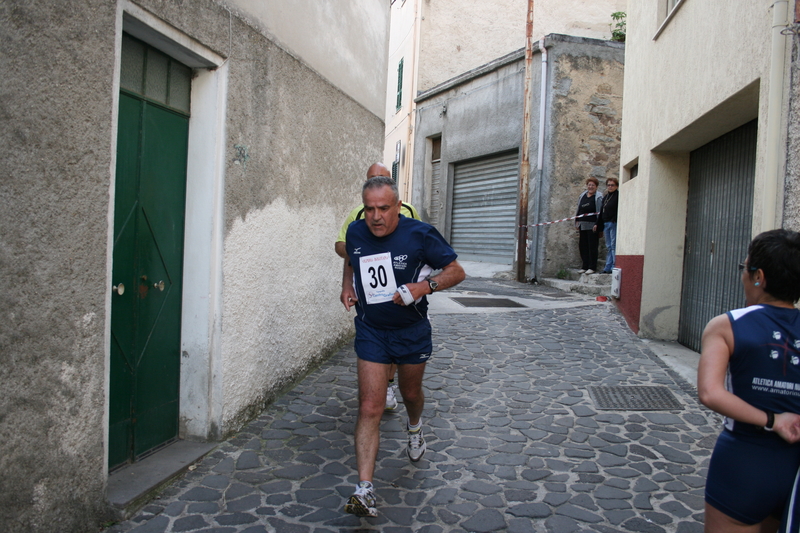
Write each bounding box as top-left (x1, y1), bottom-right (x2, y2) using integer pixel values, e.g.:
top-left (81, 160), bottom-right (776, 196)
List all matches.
top-left (397, 284), bottom-right (415, 305)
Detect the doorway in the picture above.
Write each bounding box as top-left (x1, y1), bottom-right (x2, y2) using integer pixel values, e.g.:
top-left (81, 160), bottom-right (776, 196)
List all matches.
top-left (109, 34), bottom-right (191, 469)
top-left (678, 120), bottom-right (757, 352)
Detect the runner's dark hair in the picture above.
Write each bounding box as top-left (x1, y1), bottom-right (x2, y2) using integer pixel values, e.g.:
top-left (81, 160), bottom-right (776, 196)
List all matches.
top-left (747, 228), bottom-right (800, 303)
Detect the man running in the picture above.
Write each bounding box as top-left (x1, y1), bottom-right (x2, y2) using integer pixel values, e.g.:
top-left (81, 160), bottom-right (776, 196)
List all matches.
top-left (340, 176), bottom-right (465, 518)
top-left (335, 163), bottom-right (420, 411)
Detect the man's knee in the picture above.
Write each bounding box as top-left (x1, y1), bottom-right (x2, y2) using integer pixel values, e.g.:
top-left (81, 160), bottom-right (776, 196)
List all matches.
top-left (358, 395), bottom-right (386, 419)
top-left (399, 384), bottom-right (424, 404)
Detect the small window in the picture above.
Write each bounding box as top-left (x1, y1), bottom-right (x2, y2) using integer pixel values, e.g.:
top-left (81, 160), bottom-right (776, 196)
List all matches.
top-left (392, 161), bottom-right (399, 182)
top-left (431, 137), bottom-right (441, 162)
top-left (629, 164), bottom-right (639, 181)
top-left (396, 58), bottom-right (404, 111)
top-left (120, 33), bottom-right (191, 114)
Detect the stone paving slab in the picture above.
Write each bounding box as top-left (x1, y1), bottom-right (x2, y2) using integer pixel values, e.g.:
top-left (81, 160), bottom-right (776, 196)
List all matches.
top-left (106, 282), bottom-right (717, 533)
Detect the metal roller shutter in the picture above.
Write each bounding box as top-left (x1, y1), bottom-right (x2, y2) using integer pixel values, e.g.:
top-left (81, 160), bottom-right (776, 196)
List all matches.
top-left (678, 120), bottom-right (757, 351)
top-left (451, 151), bottom-right (519, 264)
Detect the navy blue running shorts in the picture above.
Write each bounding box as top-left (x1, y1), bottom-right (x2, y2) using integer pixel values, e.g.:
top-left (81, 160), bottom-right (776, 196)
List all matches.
top-left (706, 429), bottom-right (800, 524)
top-left (354, 318), bottom-right (432, 365)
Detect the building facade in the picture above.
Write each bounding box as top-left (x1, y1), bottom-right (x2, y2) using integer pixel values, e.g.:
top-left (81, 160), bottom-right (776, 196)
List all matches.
top-left (616, 0), bottom-right (797, 350)
top-left (410, 35), bottom-right (624, 277)
top-left (385, 0), bottom-right (626, 212)
top-left (0, 1), bottom-right (388, 531)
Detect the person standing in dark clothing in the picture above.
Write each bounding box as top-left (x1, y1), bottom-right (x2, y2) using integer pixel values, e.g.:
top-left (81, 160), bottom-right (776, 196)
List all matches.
top-left (595, 177), bottom-right (619, 273)
top-left (575, 177), bottom-right (602, 274)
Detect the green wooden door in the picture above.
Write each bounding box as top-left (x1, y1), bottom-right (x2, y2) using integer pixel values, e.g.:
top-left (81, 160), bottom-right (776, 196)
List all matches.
top-left (109, 35), bottom-right (191, 469)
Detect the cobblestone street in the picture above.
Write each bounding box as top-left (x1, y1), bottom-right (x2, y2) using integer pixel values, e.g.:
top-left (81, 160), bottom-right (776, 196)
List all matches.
top-left (108, 278), bottom-right (716, 533)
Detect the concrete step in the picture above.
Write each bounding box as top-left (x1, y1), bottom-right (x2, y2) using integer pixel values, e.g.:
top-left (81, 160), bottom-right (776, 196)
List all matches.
top-left (539, 269), bottom-right (612, 297)
top-left (559, 268), bottom-right (612, 282)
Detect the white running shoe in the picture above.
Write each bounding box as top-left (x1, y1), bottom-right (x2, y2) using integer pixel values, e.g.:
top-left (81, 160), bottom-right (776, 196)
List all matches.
top-left (578, 269), bottom-right (587, 273)
top-left (585, 269), bottom-right (595, 274)
top-left (385, 384), bottom-right (398, 411)
top-left (407, 427), bottom-right (426, 462)
top-left (344, 481), bottom-right (377, 517)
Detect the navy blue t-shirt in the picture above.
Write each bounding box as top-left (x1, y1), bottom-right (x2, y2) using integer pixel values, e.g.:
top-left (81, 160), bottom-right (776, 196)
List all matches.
top-left (725, 304), bottom-right (800, 434)
top-left (346, 215), bottom-right (457, 329)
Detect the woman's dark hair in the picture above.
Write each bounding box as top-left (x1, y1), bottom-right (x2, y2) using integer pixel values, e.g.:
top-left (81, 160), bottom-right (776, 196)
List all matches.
top-left (585, 177), bottom-right (599, 186)
top-left (747, 229), bottom-right (800, 303)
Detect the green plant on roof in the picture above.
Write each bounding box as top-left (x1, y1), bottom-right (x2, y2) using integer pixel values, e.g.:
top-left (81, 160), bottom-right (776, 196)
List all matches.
top-left (610, 11), bottom-right (626, 42)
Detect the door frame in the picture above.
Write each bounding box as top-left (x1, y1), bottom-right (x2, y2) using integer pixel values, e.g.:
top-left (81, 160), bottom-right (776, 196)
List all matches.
top-left (105, 1), bottom-right (228, 476)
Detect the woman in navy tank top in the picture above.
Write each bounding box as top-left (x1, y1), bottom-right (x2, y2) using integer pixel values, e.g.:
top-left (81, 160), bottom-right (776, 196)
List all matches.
top-left (698, 229), bottom-right (800, 533)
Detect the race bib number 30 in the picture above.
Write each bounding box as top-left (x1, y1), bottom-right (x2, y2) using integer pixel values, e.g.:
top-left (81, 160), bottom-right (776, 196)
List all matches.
top-left (359, 252), bottom-right (398, 304)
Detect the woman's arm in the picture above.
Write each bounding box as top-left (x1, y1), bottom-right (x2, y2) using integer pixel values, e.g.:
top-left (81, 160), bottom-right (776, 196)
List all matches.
top-left (698, 314), bottom-right (800, 443)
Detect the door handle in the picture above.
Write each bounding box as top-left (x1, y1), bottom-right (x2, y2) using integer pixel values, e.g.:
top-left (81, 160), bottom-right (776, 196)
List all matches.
top-left (153, 280), bottom-right (164, 291)
top-left (112, 283), bottom-right (125, 295)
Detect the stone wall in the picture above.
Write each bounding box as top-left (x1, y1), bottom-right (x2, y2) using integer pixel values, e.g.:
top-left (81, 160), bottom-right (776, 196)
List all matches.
top-left (539, 36), bottom-right (624, 277)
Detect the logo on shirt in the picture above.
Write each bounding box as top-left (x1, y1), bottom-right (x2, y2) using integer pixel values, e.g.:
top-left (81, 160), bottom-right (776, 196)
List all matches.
top-left (353, 247), bottom-right (361, 255)
top-left (393, 254), bottom-right (408, 270)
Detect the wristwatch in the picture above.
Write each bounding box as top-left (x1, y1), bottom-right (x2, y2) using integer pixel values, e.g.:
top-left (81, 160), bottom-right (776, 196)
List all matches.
top-left (427, 279), bottom-right (439, 293)
top-left (764, 410), bottom-right (775, 431)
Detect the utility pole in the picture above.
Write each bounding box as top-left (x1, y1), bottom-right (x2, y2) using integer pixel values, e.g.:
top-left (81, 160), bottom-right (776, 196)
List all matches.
top-left (517, 0), bottom-right (534, 282)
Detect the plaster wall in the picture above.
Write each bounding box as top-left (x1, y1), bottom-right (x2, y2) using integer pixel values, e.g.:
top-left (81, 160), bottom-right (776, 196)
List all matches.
top-left (533, 0), bottom-right (628, 42)
top-left (637, 153), bottom-right (690, 339)
top-left (384, 0), bottom-right (419, 201)
top-left (417, 0), bottom-right (527, 93)
top-left (0, 0), bottom-right (385, 531)
top-left (617, 0), bottom-right (784, 339)
top-left (411, 54), bottom-right (528, 231)
top-left (618, 0), bottom-right (775, 256)
top-left (416, 0), bottom-right (627, 94)
top-left (0, 2), bottom-right (119, 531)
top-left (540, 39), bottom-right (624, 277)
top-left (224, 0), bottom-right (389, 118)
top-left (134, 0), bottom-right (385, 436)
top-left (220, 200), bottom-right (353, 431)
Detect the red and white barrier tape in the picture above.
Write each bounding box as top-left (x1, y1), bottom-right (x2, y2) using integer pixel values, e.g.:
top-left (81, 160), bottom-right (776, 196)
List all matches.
top-left (521, 212), bottom-right (599, 228)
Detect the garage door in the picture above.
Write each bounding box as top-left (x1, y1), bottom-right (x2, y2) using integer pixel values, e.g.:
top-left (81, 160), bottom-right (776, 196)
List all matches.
top-left (678, 120), bottom-right (757, 351)
top-left (450, 151), bottom-right (519, 264)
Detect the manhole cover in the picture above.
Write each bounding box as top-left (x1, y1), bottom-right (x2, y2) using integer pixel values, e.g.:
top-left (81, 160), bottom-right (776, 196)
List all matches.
top-left (449, 297), bottom-right (527, 308)
top-left (588, 386), bottom-right (684, 411)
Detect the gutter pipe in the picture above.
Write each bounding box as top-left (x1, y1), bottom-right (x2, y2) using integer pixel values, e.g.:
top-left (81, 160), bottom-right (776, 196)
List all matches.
top-left (763, 0), bottom-right (790, 231)
top-left (531, 37), bottom-right (548, 282)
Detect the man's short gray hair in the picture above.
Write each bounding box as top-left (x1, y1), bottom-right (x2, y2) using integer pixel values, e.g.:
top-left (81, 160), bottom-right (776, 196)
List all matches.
top-left (362, 176), bottom-right (399, 202)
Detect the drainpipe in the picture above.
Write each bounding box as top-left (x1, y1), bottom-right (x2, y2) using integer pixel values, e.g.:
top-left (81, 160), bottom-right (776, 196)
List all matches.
top-left (762, 0), bottom-right (790, 231)
top-left (517, 0), bottom-right (534, 282)
top-left (403, 0), bottom-right (421, 203)
top-left (531, 37), bottom-right (548, 281)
